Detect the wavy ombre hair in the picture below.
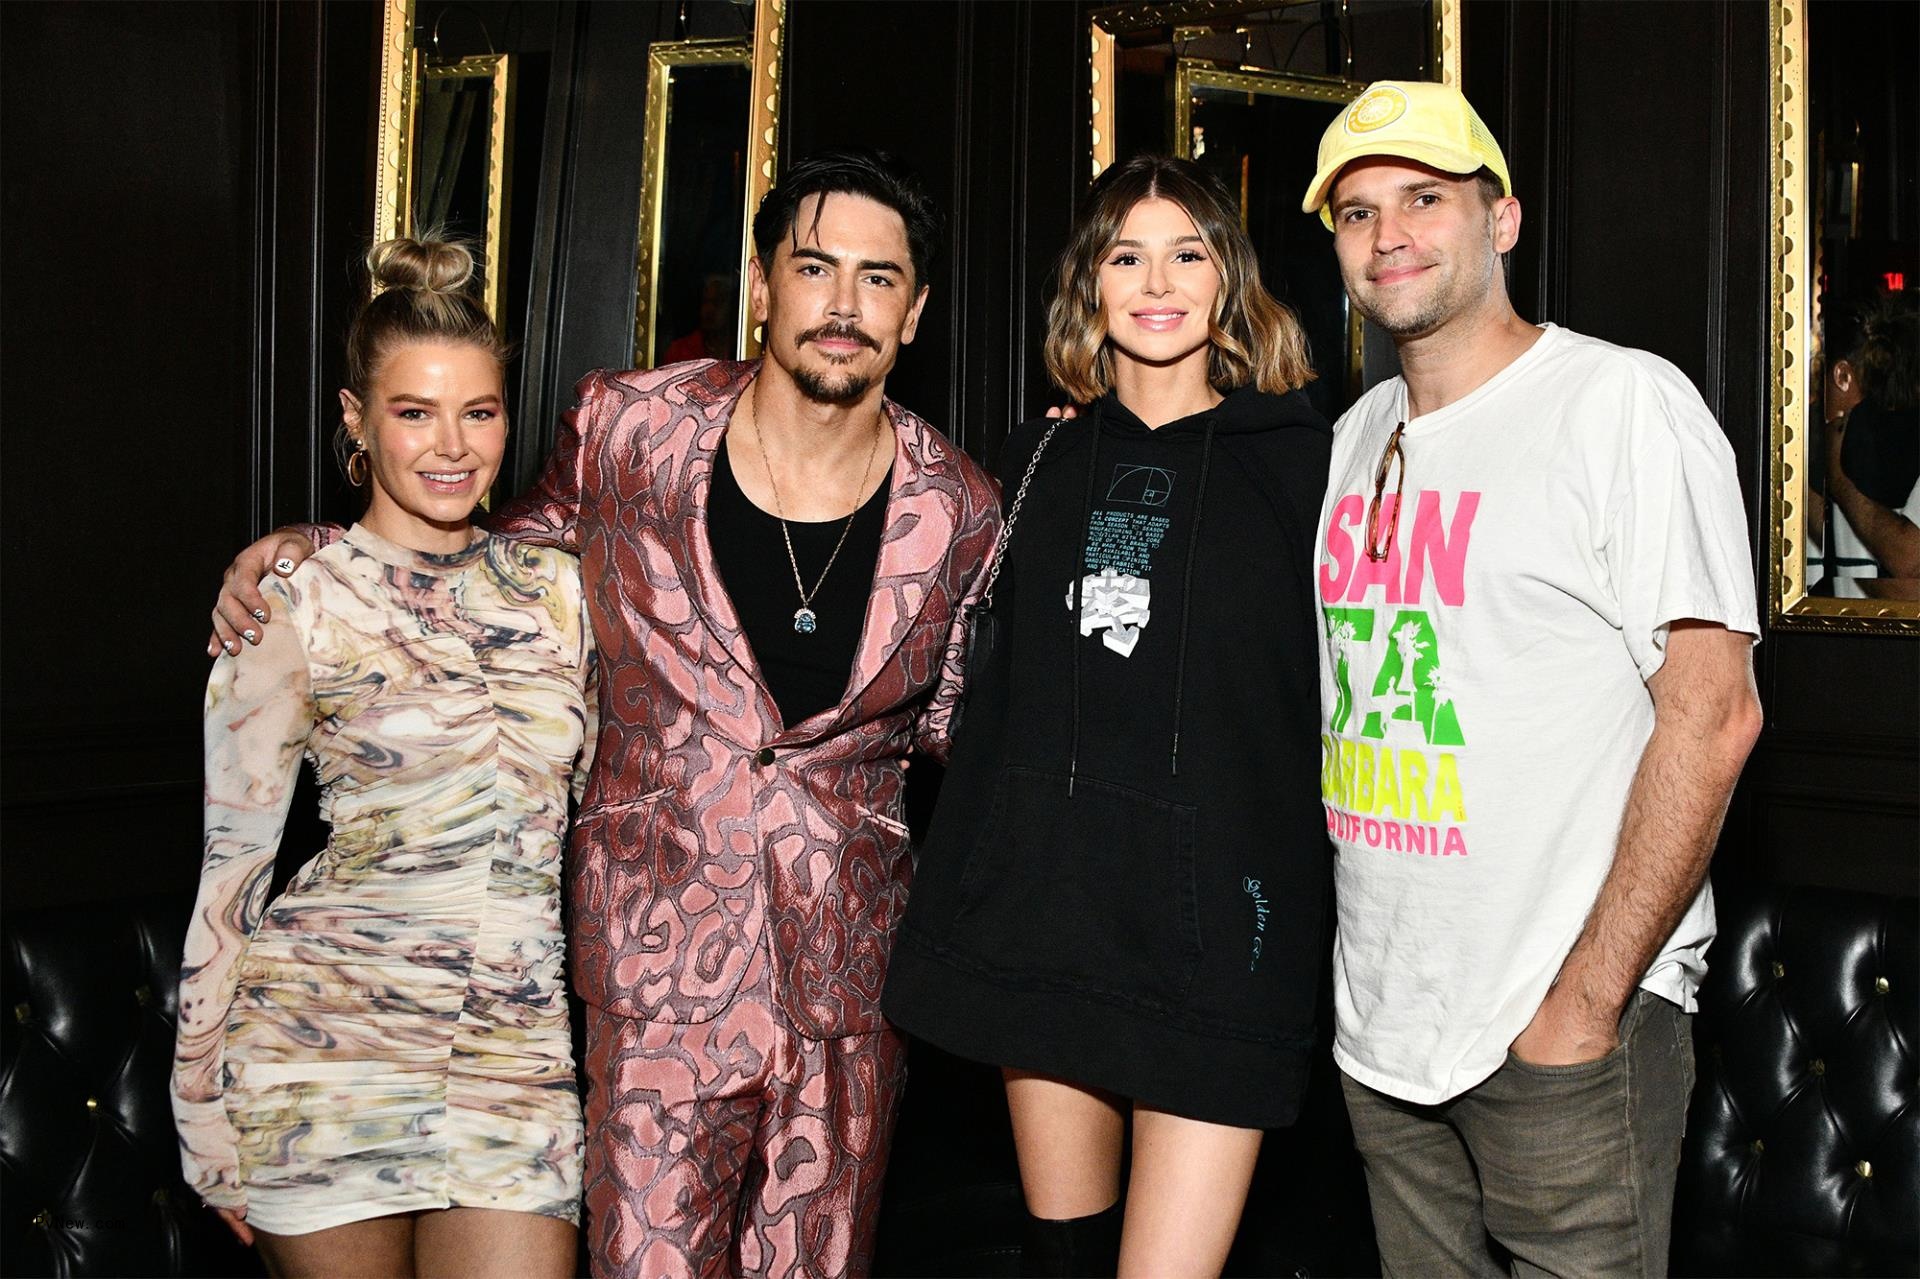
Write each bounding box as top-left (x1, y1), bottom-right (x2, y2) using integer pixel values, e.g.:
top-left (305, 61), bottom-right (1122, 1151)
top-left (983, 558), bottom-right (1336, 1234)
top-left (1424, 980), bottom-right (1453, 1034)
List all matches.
top-left (1044, 154), bottom-right (1314, 403)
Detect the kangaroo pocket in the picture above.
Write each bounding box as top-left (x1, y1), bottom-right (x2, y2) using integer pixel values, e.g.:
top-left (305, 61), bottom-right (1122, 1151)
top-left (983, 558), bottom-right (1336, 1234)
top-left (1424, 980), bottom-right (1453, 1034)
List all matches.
top-left (948, 765), bottom-right (1201, 1011)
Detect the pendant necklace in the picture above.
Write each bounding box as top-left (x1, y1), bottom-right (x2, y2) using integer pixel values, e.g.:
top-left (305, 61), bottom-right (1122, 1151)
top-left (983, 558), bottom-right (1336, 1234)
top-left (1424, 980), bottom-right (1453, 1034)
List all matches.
top-left (753, 399), bottom-right (885, 635)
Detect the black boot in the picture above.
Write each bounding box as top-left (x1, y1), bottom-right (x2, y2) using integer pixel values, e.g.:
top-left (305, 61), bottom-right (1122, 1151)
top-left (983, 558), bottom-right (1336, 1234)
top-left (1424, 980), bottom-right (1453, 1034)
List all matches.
top-left (1019, 1200), bottom-right (1124, 1277)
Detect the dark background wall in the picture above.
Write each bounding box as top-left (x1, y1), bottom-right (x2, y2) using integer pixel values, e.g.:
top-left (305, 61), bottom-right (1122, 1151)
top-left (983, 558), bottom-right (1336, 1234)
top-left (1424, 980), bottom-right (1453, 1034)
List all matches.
top-left (1466, 0), bottom-right (1917, 900)
top-left (5, 0), bottom-right (1907, 912)
top-left (1, 3), bottom-right (1910, 1275)
top-left (1, 0), bottom-right (377, 907)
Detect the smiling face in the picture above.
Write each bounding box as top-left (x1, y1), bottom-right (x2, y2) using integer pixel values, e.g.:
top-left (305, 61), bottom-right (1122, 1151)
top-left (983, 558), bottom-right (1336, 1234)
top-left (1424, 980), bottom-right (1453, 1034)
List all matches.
top-left (1098, 196), bottom-right (1222, 377)
top-left (340, 340), bottom-right (507, 551)
top-left (1328, 156), bottom-right (1518, 339)
top-left (749, 192), bottom-right (930, 407)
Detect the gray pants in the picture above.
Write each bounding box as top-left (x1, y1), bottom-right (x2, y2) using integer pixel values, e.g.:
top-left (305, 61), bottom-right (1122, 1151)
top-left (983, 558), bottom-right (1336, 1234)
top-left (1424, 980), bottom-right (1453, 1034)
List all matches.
top-left (1341, 990), bottom-right (1694, 1279)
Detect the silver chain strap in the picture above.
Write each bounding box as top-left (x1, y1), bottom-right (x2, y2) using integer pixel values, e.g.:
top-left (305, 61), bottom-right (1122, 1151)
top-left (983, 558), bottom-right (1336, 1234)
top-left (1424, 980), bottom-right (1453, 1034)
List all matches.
top-left (979, 419), bottom-right (1061, 609)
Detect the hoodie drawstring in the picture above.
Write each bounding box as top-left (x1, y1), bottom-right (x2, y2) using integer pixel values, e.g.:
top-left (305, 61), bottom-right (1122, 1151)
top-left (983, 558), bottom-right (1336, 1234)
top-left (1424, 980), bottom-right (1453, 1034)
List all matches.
top-left (1067, 404), bottom-right (1102, 798)
top-left (1169, 422), bottom-right (1216, 778)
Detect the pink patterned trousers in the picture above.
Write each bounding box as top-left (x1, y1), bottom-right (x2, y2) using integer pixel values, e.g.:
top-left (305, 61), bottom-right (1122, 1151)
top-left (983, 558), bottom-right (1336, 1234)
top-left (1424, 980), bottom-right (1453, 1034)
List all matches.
top-left (581, 948), bottom-right (908, 1278)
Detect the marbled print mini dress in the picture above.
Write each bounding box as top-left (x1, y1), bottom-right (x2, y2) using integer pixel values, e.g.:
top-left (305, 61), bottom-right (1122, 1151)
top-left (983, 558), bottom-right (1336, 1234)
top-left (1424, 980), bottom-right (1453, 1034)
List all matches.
top-left (172, 523), bottom-right (594, 1235)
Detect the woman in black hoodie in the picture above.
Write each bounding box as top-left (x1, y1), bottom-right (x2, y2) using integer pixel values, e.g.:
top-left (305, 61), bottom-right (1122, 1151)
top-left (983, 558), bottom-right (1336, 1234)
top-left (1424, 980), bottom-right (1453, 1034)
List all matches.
top-left (884, 155), bottom-right (1331, 1276)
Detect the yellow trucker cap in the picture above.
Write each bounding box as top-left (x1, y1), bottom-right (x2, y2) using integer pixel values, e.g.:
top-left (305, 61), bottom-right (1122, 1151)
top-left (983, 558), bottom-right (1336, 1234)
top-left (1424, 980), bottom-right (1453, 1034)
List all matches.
top-left (1302, 80), bottom-right (1511, 229)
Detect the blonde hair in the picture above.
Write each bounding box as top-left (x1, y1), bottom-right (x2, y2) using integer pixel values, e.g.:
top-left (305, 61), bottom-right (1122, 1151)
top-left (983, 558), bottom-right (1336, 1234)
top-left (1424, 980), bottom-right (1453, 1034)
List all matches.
top-left (1044, 155), bottom-right (1315, 403)
top-left (338, 236), bottom-right (507, 475)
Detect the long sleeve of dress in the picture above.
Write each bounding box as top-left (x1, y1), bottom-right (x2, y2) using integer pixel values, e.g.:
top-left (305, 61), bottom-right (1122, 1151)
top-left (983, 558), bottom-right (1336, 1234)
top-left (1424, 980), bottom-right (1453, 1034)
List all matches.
top-left (173, 582), bottom-right (315, 1208)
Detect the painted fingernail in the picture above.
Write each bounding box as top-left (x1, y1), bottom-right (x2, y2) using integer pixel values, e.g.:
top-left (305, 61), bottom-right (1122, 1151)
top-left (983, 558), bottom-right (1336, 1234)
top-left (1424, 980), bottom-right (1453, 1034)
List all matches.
top-left (242, 629), bottom-right (258, 644)
top-left (274, 558), bottom-right (295, 575)
top-left (251, 609), bottom-right (267, 623)
top-left (223, 640), bottom-right (238, 654)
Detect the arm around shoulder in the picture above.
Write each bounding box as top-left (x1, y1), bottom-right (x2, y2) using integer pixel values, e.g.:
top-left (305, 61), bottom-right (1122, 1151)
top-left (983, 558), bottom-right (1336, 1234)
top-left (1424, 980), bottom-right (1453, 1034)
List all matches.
top-left (208, 523), bottom-right (343, 654)
top-left (488, 369), bottom-right (625, 550)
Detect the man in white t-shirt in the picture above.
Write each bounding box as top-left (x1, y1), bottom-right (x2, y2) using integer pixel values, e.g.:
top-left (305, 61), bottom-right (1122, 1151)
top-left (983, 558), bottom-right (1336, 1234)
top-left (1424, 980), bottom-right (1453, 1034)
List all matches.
top-left (1300, 81), bottom-right (1763, 1276)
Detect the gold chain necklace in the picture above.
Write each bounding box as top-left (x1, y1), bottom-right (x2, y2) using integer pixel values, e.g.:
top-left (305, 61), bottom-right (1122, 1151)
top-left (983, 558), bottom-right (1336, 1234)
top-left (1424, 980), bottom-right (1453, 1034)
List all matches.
top-left (751, 397), bottom-right (885, 635)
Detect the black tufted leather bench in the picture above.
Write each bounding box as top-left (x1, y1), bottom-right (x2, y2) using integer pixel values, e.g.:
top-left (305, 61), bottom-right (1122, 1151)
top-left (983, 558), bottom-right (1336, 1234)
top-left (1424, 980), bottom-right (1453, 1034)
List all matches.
top-left (1675, 886), bottom-right (1918, 1277)
top-left (871, 880), bottom-right (1918, 1277)
top-left (2, 885), bottom-right (1913, 1277)
top-left (0, 895), bottom-right (259, 1279)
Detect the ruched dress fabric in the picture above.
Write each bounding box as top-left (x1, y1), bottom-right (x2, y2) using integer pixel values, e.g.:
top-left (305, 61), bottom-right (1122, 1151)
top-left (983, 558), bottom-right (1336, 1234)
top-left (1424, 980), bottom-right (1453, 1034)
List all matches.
top-left (172, 523), bottom-right (594, 1236)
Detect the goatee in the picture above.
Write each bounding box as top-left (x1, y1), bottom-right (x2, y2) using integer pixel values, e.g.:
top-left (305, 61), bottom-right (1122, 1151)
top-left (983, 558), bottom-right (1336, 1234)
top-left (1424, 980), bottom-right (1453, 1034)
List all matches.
top-left (792, 366), bottom-right (874, 406)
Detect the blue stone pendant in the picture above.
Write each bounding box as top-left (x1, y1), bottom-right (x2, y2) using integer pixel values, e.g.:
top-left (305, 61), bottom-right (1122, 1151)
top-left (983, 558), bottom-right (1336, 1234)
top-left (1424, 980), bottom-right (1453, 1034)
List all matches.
top-left (793, 607), bottom-right (818, 634)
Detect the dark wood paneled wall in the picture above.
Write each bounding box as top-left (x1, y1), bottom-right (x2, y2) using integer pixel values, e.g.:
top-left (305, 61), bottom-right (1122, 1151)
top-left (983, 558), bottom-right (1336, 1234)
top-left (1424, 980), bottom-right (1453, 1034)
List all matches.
top-left (783, 1), bottom-right (1086, 467)
top-left (4, 0), bottom-right (1909, 911)
top-left (1465, 0), bottom-right (1918, 897)
top-left (1, 1), bottom-right (377, 909)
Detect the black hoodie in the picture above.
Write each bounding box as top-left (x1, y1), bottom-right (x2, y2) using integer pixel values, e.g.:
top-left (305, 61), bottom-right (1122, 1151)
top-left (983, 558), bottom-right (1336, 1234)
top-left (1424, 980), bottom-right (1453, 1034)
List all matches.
top-left (886, 386), bottom-right (1334, 1129)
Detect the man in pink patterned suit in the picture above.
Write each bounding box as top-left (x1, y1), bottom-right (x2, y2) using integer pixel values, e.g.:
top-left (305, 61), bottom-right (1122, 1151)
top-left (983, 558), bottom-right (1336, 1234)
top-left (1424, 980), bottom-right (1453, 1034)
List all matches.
top-left (211, 151), bottom-right (1001, 1278)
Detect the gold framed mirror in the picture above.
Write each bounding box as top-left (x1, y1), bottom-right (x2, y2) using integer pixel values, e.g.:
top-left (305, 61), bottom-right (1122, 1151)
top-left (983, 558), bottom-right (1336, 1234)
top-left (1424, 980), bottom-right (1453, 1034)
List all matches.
top-left (1768, 0), bottom-right (1919, 632)
top-left (633, 0), bottom-right (788, 368)
top-left (371, 0), bottom-right (515, 325)
top-left (1090, 0), bottom-right (1458, 177)
top-left (1173, 63), bottom-right (1365, 403)
top-left (1089, 0), bottom-right (1458, 423)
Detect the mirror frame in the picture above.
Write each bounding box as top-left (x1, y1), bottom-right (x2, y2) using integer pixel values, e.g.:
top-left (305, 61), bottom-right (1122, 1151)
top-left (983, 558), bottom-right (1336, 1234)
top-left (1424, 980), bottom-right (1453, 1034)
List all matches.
top-left (632, 39), bottom-right (754, 368)
top-left (415, 54), bottom-right (515, 323)
top-left (1767, 0), bottom-right (1919, 634)
top-left (1090, 0), bottom-right (1460, 177)
top-left (1171, 64), bottom-right (1365, 400)
top-left (633, 0), bottom-right (789, 366)
top-left (371, 0), bottom-right (515, 327)
top-left (374, 0), bottom-right (413, 247)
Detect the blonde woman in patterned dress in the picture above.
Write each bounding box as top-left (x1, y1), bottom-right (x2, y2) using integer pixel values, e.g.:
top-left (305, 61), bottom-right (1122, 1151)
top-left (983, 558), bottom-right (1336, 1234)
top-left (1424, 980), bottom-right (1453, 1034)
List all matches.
top-left (173, 238), bottom-right (592, 1278)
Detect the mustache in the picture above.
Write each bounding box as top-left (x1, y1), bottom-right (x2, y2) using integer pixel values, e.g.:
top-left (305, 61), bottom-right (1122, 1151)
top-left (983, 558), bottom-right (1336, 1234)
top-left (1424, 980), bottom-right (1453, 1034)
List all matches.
top-left (796, 321), bottom-right (881, 352)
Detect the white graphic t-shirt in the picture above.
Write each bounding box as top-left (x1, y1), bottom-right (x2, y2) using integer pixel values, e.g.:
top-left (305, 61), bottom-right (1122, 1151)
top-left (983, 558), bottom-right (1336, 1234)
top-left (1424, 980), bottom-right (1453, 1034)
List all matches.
top-left (1316, 324), bottom-right (1760, 1104)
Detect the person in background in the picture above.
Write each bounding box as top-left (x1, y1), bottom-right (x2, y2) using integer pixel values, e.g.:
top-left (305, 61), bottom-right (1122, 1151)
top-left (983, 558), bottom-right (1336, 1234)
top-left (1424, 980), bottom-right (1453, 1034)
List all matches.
top-left (663, 271), bottom-right (741, 364)
top-left (1301, 80), bottom-right (1762, 1276)
top-left (176, 236), bottom-right (592, 1278)
top-left (1822, 297), bottom-right (1920, 587)
top-left (886, 154), bottom-right (1331, 1278)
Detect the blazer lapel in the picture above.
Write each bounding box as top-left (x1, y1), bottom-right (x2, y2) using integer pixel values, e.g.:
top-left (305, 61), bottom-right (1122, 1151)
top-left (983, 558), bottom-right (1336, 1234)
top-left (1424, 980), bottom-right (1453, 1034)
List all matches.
top-left (783, 399), bottom-right (965, 743)
top-left (668, 360), bottom-right (776, 711)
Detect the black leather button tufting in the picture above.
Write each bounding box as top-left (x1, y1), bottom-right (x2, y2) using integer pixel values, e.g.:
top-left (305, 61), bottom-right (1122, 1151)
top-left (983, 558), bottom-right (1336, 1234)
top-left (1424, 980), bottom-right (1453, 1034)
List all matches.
top-left (1674, 886), bottom-right (1918, 1278)
top-left (3, 894), bottom-right (260, 1277)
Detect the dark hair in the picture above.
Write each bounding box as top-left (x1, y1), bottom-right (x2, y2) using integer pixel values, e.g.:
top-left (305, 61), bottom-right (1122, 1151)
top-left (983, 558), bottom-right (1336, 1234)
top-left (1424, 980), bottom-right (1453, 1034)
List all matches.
top-left (1831, 295), bottom-right (1918, 412)
top-left (751, 148), bottom-right (943, 289)
top-left (1470, 166), bottom-right (1506, 208)
top-left (1044, 154), bottom-right (1314, 402)
top-left (338, 235), bottom-right (507, 475)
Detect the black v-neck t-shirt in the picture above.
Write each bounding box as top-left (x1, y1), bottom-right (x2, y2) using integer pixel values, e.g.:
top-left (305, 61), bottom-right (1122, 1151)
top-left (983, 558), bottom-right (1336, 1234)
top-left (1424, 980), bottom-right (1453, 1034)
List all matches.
top-left (708, 436), bottom-right (891, 727)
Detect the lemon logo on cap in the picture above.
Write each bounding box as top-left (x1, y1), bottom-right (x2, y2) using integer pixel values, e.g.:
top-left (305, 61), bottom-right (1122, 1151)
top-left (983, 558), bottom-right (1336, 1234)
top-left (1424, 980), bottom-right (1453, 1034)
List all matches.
top-left (1345, 85), bottom-right (1407, 135)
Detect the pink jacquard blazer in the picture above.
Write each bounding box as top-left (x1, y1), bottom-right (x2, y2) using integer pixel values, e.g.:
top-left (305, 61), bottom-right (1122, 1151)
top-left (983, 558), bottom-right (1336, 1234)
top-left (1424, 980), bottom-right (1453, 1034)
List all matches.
top-left (492, 359), bottom-right (1001, 1039)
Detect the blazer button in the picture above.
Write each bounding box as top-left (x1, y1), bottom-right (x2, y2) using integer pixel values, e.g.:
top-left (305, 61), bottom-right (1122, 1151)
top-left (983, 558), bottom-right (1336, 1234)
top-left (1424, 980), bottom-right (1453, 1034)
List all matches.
top-left (755, 747), bottom-right (776, 767)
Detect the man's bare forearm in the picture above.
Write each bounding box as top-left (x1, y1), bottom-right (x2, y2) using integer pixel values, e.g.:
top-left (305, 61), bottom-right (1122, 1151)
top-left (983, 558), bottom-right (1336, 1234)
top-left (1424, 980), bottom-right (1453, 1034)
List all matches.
top-left (1831, 470), bottom-right (1920, 578)
top-left (1546, 629), bottom-right (1761, 1031)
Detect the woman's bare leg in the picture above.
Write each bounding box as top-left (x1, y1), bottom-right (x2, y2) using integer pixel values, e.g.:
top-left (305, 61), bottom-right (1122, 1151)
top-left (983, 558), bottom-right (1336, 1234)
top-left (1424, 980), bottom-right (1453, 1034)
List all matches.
top-left (414, 1207), bottom-right (577, 1279)
top-left (253, 1213), bottom-right (417, 1278)
top-left (1116, 1104), bottom-right (1262, 1278)
top-left (1003, 1068), bottom-right (1127, 1217)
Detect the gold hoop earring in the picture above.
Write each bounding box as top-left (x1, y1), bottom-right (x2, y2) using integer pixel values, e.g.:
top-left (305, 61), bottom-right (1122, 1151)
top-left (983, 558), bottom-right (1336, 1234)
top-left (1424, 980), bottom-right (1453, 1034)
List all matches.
top-left (346, 445), bottom-right (370, 487)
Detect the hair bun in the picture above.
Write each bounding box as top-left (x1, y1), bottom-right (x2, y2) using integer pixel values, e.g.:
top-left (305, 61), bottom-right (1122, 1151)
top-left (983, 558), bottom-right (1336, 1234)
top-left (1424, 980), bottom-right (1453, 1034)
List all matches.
top-left (367, 235), bottom-right (477, 296)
